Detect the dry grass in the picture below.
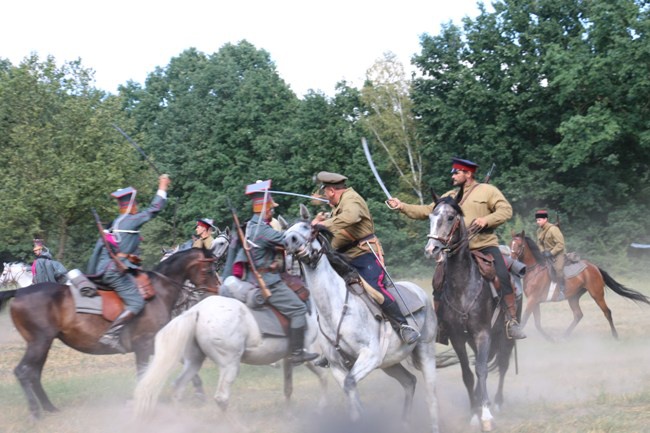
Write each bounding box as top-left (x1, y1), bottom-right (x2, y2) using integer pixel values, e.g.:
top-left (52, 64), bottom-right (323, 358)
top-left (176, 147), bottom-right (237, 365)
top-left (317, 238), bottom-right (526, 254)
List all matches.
top-left (1, 273), bottom-right (649, 433)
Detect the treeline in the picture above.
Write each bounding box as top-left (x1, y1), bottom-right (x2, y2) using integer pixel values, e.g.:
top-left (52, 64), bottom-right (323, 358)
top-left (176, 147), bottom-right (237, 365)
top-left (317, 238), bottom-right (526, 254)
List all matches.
top-left (1, 0), bottom-right (648, 275)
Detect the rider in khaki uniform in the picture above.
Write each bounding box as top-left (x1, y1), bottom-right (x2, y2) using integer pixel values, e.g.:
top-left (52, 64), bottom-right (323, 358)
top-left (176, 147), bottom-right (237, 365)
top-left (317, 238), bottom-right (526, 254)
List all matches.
top-left (192, 218), bottom-right (216, 249)
top-left (535, 209), bottom-right (566, 296)
top-left (311, 171), bottom-right (421, 344)
top-left (387, 158), bottom-right (526, 339)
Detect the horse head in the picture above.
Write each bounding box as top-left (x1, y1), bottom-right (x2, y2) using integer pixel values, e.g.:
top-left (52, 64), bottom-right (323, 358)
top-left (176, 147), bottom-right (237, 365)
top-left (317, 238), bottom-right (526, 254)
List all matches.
top-left (424, 196), bottom-right (465, 263)
top-left (211, 227), bottom-right (231, 259)
top-left (283, 204), bottom-right (325, 267)
top-left (510, 230), bottom-right (526, 261)
top-left (155, 248), bottom-right (221, 294)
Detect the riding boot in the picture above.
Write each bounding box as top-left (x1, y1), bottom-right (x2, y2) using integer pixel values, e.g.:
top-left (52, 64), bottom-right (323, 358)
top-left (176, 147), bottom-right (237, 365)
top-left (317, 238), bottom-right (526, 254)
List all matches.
top-left (98, 310), bottom-right (136, 353)
top-left (288, 327), bottom-right (319, 365)
top-left (503, 293), bottom-right (526, 340)
top-left (382, 301), bottom-right (421, 344)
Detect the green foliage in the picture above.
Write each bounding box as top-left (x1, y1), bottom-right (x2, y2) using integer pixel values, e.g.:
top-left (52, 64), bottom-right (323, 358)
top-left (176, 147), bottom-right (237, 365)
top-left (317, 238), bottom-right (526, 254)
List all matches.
top-left (412, 0), bottom-right (650, 269)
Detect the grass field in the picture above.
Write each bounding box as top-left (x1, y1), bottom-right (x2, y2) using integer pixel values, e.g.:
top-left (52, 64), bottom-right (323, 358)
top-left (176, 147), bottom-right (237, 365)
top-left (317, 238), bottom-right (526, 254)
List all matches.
top-left (1, 273), bottom-right (649, 433)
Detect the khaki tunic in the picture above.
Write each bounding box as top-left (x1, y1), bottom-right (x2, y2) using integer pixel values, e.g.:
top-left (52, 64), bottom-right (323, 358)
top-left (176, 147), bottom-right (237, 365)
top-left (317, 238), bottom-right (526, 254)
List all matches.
top-left (319, 188), bottom-right (379, 259)
top-left (399, 182), bottom-right (512, 250)
top-left (536, 223), bottom-right (565, 256)
top-left (192, 235), bottom-right (214, 250)
top-left (537, 222), bottom-right (566, 277)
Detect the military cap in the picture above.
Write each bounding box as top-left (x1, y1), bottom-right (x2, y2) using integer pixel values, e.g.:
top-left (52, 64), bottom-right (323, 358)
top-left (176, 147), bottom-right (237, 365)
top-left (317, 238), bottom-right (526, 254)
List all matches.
top-left (535, 209), bottom-right (549, 219)
top-left (111, 186), bottom-right (137, 211)
top-left (316, 171), bottom-right (348, 189)
top-left (450, 157), bottom-right (479, 174)
top-left (245, 180), bottom-right (278, 213)
top-left (196, 218), bottom-right (216, 230)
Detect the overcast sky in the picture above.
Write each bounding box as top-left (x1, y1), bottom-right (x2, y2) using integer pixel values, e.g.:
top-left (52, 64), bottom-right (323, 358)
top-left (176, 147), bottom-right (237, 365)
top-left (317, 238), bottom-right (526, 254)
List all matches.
top-left (2, 0), bottom-right (488, 97)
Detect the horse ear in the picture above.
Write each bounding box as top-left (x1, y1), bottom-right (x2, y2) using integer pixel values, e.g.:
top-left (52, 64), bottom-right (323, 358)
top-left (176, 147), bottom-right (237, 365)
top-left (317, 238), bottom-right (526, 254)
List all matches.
top-left (278, 215), bottom-right (288, 230)
top-left (430, 188), bottom-right (439, 204)
top-left (225, 226), bottom-right (231, 236)
top-left (521, 230), bottom-right (526, 238)
top-left (299, 203), bottom-right (311, 221)
top-left (454, 186), bottom-right (464, 205)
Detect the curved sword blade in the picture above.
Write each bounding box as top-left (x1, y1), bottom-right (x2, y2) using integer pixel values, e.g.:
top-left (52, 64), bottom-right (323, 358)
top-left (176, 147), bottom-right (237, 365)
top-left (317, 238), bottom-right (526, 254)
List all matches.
top-left (362, 137), bottom-right (392, 200)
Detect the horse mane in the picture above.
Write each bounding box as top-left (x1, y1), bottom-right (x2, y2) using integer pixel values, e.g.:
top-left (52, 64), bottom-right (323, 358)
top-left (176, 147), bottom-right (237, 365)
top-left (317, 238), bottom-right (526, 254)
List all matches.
top-left (439, 195), bottom-right (464, 217)
top-left (154, 247), bottom-right (209, 272)
top-left (524, 236), bottom-right (546, 264)
top-left (312, 225), bottom-right (358, 278)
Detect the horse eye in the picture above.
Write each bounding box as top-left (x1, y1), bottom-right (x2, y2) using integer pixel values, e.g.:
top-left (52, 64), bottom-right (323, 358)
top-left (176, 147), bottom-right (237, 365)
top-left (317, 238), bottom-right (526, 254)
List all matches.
top-left (447, 216), bottom-right (454, 221)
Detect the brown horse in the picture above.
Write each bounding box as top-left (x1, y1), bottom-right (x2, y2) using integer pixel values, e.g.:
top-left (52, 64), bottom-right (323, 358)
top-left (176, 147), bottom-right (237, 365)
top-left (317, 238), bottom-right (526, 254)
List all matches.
top-left (510, 231), bottom-right (649, 340)
top-left (0, 248), bottom-right (220, 420)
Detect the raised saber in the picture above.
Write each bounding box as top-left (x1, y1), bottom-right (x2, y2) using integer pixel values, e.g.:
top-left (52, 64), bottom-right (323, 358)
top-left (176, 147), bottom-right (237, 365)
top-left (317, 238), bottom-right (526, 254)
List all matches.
top-left (112, 124), bottom-right (163, 176)
top-left (268, 190), bottom-right (329, 203)
top-left (362, 137), bottom-right (395, 208)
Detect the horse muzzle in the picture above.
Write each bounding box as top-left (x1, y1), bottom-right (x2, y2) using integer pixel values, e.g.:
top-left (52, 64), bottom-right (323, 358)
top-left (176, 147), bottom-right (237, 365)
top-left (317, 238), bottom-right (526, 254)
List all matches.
top-left (425, 239), bottom-right (446, 263)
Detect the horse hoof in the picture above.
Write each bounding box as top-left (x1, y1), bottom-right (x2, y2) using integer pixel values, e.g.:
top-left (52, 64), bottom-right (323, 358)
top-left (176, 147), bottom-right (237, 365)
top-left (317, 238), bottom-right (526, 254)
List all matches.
top-left (481, 419), bottom-right (494, 431)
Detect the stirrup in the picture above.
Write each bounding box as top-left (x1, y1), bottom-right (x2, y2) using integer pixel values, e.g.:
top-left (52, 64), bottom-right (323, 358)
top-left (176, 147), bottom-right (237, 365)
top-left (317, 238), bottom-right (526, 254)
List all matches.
top-left (506, 319), bottom-right (526, 340)
top-left (289, 349), bottom-right (319, 365)
top-left (99, 334), bottom-right (127, 354)
top-left (399, 324), bottom-right (421, 344)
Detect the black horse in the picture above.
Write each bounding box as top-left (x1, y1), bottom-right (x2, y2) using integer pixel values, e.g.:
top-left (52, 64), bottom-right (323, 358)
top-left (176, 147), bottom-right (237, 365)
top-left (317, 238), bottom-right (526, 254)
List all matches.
top-left (424, 195), bottom-right (516, 431)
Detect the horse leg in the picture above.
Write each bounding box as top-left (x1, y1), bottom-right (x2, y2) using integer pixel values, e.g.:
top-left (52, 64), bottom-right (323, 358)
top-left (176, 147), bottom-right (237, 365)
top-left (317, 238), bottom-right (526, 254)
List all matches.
top-left (304, 362), bottom-right (329, 412)
top-left (282, 358), bottom-right (294, 406)
top-left (473, 331), bottom-right (493, 432)
top-left (171, 343), bottom-right (206, 403)
top-left (588, 287), bottom-right (618, 339)
top-left (329, 362), bottom-right (364, 421)
top-left (529, 303), bottom-right (554, 341)
top-left (14, 338), bottom-right (59, 420)
top-left (381, 363), bottom-right (417, 429)
top-left (563, 295), bottom-right (584, 338)
top-left (492, 340), bottom-right (513, 412)
top-left (449, 336), bottom-right (476, 415)
top-left (412, 342), bottom-right (440, 433)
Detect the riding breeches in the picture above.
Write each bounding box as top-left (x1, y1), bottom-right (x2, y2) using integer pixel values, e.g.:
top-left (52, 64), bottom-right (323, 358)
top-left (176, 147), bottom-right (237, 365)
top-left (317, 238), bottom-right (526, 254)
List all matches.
top-left (552, 253), bottom-right (566, 282)
top-left (267, 281), bottom-right (308, 328)
top-left (479, 245), bottom-right (514, 296)
top-left (101, 270), bottom-right (145, 314)
top-left (350, 252), bottom-right (396, 306)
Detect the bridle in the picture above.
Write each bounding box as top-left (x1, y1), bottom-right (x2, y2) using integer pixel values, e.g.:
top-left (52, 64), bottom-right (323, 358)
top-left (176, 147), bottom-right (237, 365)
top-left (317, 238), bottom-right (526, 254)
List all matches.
top-left (0, 263), bottom-right (29, 287)
top-left (510, 236), bottom-right (525, 262)
top-left (289, 224), bottom-right (325, 268)
top-left (427, 207), bottom-right (467, 256)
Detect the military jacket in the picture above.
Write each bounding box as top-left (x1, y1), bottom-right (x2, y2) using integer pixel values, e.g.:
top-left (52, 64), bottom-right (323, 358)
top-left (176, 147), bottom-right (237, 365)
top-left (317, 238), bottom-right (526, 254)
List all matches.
top-left (32, 250), bottom-right (67, 284)
top-left (192, 235), bottom-right (214, 250)
top-left (319, 188), bottom-right (378, 259)
top-left (536, 222), bottom-right (565, 256)
top-left (234, 214), bottom-right (284, 286)
top-left (87, 191), bottom-right (167, 275)
top-left (399, 182), bottom-right (512, 250)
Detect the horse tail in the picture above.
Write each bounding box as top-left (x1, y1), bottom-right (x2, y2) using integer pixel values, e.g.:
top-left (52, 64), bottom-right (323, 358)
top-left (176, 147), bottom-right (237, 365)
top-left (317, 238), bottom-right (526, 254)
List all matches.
top-left (600, 268), bottom-right (650, 305)
top-left (133, 308), bottom-right (200, 418)
top-left (0, 289), bottom-right (17, 311)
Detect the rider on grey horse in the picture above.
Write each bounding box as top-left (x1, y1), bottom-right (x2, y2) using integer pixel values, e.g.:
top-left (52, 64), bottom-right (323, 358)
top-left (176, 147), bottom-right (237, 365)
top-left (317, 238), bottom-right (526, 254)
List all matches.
top-left (311, 171), bottom-right (421, 345)
top-left (229, 185), bottom-right (319, 365)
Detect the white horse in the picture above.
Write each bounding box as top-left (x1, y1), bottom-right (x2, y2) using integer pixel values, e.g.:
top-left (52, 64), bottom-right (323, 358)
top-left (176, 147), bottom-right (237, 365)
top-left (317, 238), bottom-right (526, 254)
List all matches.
top-left (133, 286), bottom-right (327, 422)
top-left (1, 262), bottom-right (32, 289)
top-left (282, 206), bottom-right (440, 433)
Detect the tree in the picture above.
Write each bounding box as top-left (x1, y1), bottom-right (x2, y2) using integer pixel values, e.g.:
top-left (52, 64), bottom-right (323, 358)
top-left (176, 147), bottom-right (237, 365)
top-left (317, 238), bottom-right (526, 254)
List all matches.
top-left (412, 0), bottom-right (650, 266)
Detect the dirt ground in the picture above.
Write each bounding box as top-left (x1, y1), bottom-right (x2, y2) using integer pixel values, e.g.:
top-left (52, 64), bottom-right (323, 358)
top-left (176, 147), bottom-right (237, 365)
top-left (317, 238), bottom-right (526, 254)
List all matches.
top-left (1, 277), bottom-right (649, 433)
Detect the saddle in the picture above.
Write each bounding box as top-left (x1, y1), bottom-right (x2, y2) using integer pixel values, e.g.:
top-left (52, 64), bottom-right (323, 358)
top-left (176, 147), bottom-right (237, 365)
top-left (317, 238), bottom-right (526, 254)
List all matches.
top-left (432, 251), bottom-right (499, 293)
top-left (221, 272), bottom-right (312, 335)
top-left (68, 269), bottom-right (156, 321)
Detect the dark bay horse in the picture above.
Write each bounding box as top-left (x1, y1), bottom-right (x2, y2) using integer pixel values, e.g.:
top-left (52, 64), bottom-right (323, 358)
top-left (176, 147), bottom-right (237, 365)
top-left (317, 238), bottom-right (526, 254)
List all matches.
top-left (510, 231), bottom-right (650, 340)
top-left (0, 248), bottom-right (220, 419)
top-left (425, 196), bottom-right (515, 431)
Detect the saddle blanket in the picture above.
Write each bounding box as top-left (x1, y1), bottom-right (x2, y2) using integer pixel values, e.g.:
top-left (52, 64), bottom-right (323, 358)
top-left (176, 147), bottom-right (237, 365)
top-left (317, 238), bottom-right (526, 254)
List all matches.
top-left (69, 284), bottom-right (103, 315)
top-left (546, 260), bottom-right (589, 301)
top-left (390, 282), bottom-right (426, 316)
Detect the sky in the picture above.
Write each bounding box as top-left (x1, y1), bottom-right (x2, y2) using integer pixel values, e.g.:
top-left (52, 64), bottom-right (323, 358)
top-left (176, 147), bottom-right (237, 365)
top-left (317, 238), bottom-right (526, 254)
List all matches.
top-left (2, 0), bottom-right (488, 97)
